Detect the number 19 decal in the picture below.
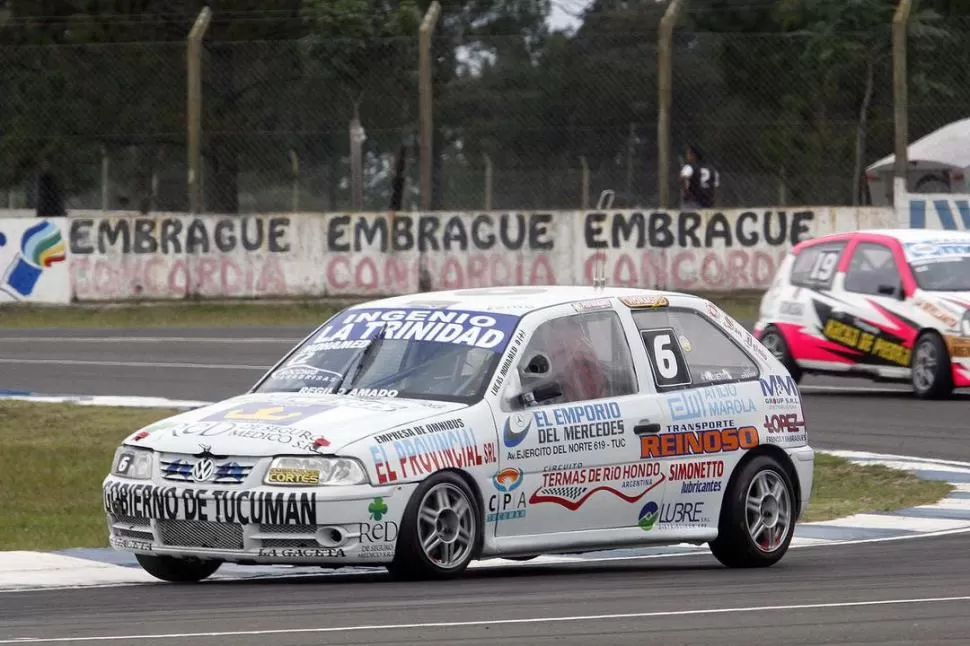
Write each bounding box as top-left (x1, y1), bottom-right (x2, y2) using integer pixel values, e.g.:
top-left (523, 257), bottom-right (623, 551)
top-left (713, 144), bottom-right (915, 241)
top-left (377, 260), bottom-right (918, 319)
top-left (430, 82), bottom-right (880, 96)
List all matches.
top-left (641, 327), bottom-right (692, 388)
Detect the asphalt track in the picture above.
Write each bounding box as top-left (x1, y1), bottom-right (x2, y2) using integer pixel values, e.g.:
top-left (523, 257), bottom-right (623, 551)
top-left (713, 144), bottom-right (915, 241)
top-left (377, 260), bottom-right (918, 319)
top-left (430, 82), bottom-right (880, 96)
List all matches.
top-left (2, 324), bottom-right (970, 644)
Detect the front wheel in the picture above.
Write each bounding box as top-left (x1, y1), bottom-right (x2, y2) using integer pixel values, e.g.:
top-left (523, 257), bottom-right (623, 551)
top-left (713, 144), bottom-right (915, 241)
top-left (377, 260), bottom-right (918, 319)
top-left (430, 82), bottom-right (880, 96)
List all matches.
top-left (708, 456), bottom-right (796, 568)
top-left (387, 472), bottom-right (481, 581)
top-left (911, 333), bottom-right (954, 400)
top-left (760, 326), bottom-right (802, 383)
top-left (135, 554), bottom-right (222, 583)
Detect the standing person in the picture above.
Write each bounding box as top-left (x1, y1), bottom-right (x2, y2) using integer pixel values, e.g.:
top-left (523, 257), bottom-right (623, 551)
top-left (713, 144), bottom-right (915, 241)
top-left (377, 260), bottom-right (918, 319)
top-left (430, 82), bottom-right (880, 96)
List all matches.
top-left (679, 144), bottom-right (719, 209)
top-left (36, 161), bottom-right (66, 217)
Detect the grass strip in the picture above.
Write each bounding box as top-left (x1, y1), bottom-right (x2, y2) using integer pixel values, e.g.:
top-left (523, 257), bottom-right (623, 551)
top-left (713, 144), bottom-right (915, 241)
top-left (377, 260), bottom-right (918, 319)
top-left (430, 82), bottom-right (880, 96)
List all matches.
top-left (0, 292), bottom-right (764, 329)
top-left (0, 402), bottom-right (951, 550)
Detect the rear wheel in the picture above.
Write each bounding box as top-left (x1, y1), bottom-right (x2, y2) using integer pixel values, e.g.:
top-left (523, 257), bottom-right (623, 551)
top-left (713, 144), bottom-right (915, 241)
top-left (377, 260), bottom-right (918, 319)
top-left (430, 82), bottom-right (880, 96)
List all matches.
top-left (760, 326), bottom-right (802, 383)
top-left (135, 554), bottom-right (222, 583)
top-left (709, 456), bottom-right (796, 568)
top-left (911, 332), bottom-right (954, 400)
top-left (387, 472), bottom-right (481, 581)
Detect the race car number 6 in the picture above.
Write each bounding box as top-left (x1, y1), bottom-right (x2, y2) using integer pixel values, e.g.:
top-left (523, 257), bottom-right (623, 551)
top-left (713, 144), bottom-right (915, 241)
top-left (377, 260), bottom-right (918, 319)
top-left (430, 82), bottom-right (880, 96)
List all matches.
top-left (654, 334), bottom-right (678, 379)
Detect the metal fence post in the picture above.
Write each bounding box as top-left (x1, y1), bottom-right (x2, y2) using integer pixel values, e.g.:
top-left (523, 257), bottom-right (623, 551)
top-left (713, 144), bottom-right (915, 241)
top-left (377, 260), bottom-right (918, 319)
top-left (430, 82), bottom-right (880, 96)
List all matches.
top-left (892, 0), bottom-right (912, 207)
top-left (187, 7), bottom-right (212, 215)
top-left (419, 1), bottom-right (441, 213)
top-left (657, 0), bottom-right (684, 210)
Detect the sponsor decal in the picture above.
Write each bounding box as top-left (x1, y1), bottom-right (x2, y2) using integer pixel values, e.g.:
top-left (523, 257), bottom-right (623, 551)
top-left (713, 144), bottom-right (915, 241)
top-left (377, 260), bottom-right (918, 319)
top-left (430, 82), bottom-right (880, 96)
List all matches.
top-left (368, 497), bottom-right (388, 520)
top-left (165, 420), bottom-right (326, 453)
top-left (488, 468), bottom-right (527, 521)
top-left (665, 384), bottom-right (757, 421)
top-left (109, 537), bottom-right (153, 552)
top-left (638, 501), bottom-right (710, 530)
top-left (103, 482), bottom-right (317, 525)
top-left (779, 301), bottom-right (804, 317)
top-left (529, 462), bottom-right (665, 510)
top-left (620, 294), bottom-right (669, 308)
top-left (946, 335), bottom-right (970, 359)
top-left (257, 548), bottom-right (346, 558)
top-left (914, 298), bottom-right (961, 329)
top-left (490, 329), bottom-right (526, 396)
top-left (679, 480), bottom-right (721, 494)
top-left (266, 467), bottom-right (320, 485)
top-left (668, 460), bottom-right (724, 481)
top-left (308, 307), bottom-right (520, 353)
top-left (821, 316), bottom-right (912, 367)
top-left (764, 413), bottom-right (806, 434)
top-left (204, 402), bottom-right (339, 426)
top-left (638, 501), bottom-right (659, 531)
top-left (904, 240), bottom-right (970, 261)
top-left (572, 298), bottom-right (614, 312)
top-left (506, 402), bottom-right (626, 458)
top-left (759, 374), bottom-right (800, 406)
top-left (493, 467), bottom-right (524, 492)
top-left (503, 412), bottom-right (533, 448)
top-left (369, 419), bottom-right (497, 485)
top-left (639, 426), bottom-right (759, 459)
top-left (359, 497), bottom-right (398, 559)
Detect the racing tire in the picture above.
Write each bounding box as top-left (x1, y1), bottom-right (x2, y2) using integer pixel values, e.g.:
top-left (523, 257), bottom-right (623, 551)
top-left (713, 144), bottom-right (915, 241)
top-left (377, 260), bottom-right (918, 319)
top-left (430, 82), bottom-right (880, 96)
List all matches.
top-left (708, 455), bottom-right (797, 569)
top-left (387, 472), bottom-right (482, 581)
top-left (760, 326), bottom-right (802, 383)
top-left (134, 554), bottom-right (222, 583)
top-left (911, 333), bottom-right (954, 400)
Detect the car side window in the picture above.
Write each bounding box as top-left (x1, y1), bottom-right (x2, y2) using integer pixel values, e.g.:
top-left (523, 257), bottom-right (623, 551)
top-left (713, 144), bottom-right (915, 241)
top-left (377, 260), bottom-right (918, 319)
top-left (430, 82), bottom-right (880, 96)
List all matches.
top-left (789, 242), bottom-right (846, 289)
top-left (843, 243), bottom-right (900, 296)
top-left (518, 310), bottom-right (637, 405)
top-left (631, 308), bottom-right (759, 392)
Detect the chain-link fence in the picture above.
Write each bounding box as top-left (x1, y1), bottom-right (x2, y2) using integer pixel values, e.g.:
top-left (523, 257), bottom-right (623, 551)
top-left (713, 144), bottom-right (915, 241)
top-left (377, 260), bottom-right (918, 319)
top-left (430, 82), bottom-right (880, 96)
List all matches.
top-left (0, 6), bottom-right (968, 214)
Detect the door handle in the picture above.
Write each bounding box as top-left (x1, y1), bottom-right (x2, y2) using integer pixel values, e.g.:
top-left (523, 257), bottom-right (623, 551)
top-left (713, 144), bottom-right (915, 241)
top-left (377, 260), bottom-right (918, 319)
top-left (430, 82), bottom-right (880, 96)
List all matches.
top-left (634, 423), bottom-right (661, 436)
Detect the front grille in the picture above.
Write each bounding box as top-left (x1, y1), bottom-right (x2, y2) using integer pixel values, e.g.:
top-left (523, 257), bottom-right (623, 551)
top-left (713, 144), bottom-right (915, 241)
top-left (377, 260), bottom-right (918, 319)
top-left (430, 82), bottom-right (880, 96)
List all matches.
top-left (157, 520), bottom-right (244, 550)
top-left (116, 527), bottom-right (154, 540)
top-left (259, 524), bottom-right (316, 535)
top-left (159, 455), bottom-right (256, 485)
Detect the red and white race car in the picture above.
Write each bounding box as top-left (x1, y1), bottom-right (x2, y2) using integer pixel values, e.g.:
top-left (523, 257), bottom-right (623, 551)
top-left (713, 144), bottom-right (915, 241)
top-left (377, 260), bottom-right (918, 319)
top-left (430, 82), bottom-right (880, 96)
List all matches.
top-left (754, 229), bottom-right (970, 399)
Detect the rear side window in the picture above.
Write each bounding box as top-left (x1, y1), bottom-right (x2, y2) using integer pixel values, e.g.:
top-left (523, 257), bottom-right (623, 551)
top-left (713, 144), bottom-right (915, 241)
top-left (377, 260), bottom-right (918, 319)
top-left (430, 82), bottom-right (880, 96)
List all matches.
top-left (632, 308), bottom-right (759, 392)
top-left (790, 242), bottom-right (846, 289)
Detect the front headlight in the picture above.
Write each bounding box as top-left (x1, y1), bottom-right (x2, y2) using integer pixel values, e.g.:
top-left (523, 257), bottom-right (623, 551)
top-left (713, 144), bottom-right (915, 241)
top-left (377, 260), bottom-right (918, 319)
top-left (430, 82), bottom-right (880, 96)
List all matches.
top-left (111, 446), bottom-right (153, 480)
top-left (265, 456), bottom-right (369, 486)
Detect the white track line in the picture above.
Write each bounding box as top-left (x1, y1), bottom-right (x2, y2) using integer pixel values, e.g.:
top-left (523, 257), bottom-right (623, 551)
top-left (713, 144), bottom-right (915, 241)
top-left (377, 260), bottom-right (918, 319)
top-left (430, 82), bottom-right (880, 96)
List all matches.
top-left (0, 358), bottom-right (266, 370)
top-left (3, 595), bottom-right (970, 643)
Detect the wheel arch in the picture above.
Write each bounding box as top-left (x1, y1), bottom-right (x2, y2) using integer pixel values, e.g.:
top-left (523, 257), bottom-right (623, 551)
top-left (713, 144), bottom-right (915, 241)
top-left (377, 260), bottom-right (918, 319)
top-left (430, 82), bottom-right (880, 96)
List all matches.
top-left (722, 445), bottom-right (803, 524)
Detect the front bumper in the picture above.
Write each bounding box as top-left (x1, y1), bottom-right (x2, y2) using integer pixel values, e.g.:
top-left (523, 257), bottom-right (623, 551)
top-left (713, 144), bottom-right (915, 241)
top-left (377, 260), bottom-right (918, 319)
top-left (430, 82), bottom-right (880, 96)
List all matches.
top-left (103, 476), bottom-right (415, 565)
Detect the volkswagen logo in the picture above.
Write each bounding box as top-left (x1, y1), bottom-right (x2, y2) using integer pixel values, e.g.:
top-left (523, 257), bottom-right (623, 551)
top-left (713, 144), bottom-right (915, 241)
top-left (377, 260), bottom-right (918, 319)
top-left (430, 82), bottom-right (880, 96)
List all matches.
top-left (191, 458), bottom-right (215, 483)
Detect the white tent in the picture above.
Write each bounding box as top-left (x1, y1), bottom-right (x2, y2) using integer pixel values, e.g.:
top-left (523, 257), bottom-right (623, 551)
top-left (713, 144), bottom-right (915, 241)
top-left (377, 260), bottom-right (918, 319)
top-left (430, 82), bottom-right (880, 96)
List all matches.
top-left (865, 117), bottom-right (970, 206)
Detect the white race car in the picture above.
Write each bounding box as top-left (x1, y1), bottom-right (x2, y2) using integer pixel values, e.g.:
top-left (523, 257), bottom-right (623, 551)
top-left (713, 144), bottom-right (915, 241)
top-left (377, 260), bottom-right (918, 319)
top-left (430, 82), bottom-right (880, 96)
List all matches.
top-left (755, 229), bottom-right (970, 399)
top-left (103, 286), bottom-right (814, 583)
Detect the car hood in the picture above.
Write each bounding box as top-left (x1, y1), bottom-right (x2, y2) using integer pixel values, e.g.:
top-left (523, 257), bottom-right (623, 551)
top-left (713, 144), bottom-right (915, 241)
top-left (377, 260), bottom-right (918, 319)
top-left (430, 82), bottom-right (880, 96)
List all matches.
top-left (123, 392), bottom-right (468, 456)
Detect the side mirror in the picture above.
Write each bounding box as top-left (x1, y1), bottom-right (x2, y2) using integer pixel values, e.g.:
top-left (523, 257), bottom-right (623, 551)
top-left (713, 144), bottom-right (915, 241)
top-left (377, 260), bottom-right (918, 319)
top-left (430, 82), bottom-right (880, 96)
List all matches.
top-left (518, 381), bottom-right (563, 407)
top-left (876, 283), bottom-right (904, 300)
top-left (524, 353), bottom-right (551, 375)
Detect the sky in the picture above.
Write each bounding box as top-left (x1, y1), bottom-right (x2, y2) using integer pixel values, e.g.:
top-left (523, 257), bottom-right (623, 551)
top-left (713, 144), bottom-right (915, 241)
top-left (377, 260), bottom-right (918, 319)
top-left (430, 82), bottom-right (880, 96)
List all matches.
top-left (547, 0), bottom-right (591, 33)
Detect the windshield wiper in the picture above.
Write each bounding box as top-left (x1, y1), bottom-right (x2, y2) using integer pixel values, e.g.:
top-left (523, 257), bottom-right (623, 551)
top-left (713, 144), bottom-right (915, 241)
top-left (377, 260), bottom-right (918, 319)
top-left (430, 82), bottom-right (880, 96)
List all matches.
top-left (332, 324), bottom-right (386, 394)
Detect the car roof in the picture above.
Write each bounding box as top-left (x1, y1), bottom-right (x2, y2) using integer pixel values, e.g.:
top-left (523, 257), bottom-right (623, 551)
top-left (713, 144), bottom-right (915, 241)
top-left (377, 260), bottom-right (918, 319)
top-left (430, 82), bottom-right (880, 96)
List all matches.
top-left (350, 285), bottom-right (698, 315)
top-left (798, 228), bottom-right (970, 249)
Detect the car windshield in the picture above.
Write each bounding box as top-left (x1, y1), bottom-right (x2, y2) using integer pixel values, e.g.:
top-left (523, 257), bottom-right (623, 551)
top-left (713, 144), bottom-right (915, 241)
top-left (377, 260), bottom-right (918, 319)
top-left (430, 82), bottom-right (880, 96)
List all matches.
top-left (254, 306), bottom-right (521, 403)
top-left (910, 257), bottom-right (970, 292)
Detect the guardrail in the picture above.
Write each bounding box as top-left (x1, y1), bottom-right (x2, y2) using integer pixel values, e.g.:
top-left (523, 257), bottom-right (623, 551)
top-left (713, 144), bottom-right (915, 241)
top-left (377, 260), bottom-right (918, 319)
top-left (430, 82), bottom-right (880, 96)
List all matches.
top-left (0, 206), bottom-right (901, 305)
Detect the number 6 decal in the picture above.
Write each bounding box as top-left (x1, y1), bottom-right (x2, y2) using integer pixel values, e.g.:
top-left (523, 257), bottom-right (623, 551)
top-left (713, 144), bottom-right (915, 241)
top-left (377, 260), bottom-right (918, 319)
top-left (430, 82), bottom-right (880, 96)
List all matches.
top-left (641, 327), bottom-right (692, 388)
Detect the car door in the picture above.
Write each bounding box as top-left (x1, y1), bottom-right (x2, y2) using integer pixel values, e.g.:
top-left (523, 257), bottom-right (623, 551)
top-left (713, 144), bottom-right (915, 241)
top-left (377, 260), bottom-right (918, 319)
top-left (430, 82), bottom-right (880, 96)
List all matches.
top-left (489, 304), bottom-right (667, 538)
top-left (820, 240), bottom-right (917, 375)
top-left (775, 240), bottom-right (851, 368)
top-left (625, 302), bottom-right (765, 536)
